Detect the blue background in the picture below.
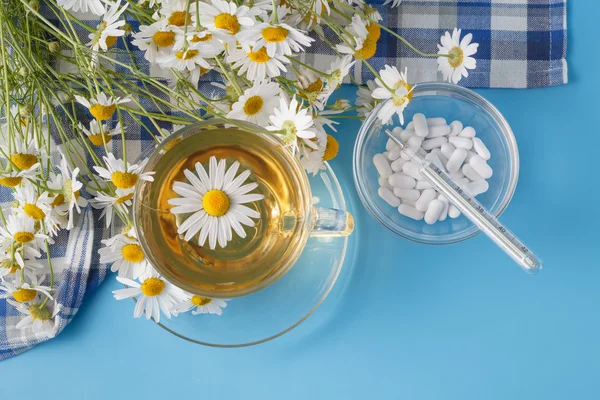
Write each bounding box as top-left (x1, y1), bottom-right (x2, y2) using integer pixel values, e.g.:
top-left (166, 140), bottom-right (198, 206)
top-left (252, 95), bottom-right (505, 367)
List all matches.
top-left (2, 3), bottom-right (599, 399)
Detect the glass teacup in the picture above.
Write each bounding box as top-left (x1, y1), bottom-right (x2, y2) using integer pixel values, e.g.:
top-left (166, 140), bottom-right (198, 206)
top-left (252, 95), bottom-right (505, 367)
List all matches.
top-left (133, 119), bottom-right (353, 298)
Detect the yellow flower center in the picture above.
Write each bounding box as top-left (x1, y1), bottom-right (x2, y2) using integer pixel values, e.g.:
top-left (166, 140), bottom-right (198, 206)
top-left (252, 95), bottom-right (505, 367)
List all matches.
top-left (105, 36), bottom-right (118, 48)
top-left (11, 153), bottom-right (37, 170)
top-left (203, 189), bottom-right (230, 217)
top-left (323, 134), bottom-right (339, 161)
top-left (89, 104), bottom-right (116, 121)
top-left (191, 295), bottom-right (212, 306)
top-left (391, 81), bottom-right (413, 106)
top-left (1, 259), bottom-right (20, 274)
top-left (191, 33), bottom-right (212, 43)
top-left (29, 303), bottom-right (51, 321)
top-left (353, 35), bottom-right (378, 60)
top-left (116, 193), bottom-right (134, 204)
top-left (121, 243), bottom-right (144, 263)
top-left (111, 171), bottom-right (138, 189)
top-left (448, 46), bottom-right (465, 69)
top-left (366, 23), bottom-right (381, 41)
top-left (243, 96), bottom-right (264, 116)
top-left (305, 78), bottom-right (323, 93)
top-left (214, 13), bottom-right (240, 35)
top-left (141, 277), bottom-right (165, 297)
top-left (24, 203), bottom-right (46, 221)
top-left (261, 26), bottom-right (289, 43)
top-left (0, 176), bottom-right (23, 187)
top-left (51, 194), bottom-right (65, 207)
top-left (13, 288), bottom-right (37, 303)
top-left (247, 47), bottom-right (270, 63)
top-left (175, 49), bottom-right (199, 60)
top-left (14, 231), bottom-right (34, 244)
top-left (168, 11), bottom-right (191, 27)
top-left (88, 133), bottom-right (112, 146)
top-left (152, 31), bottom-right (176, 47)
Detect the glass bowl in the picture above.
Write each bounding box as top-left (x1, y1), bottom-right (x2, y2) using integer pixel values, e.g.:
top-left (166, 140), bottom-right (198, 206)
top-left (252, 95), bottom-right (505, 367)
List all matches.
top-left (353, 82), bottom-right (519, 244)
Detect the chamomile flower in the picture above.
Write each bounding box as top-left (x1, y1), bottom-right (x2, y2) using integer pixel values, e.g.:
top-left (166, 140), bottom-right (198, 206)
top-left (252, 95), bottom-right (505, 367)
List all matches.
top-left (13, 182), bottom-right (52, 223)
top-left (113, 271), bottom-right (187, 322)
top-left (227, 81), bottom-right (280, 126)
top-left (238, 22), bottom-right (314, 57)
top-left (89, 189), bottom-right (133, 228)
top-left (56, 0), bottom-right (105, 15)
top-left (227, 46), bottom-right (288, 82)
top-left (245, 0), bottom-right (272, 17)
top-left (437, 28), bottom-right (478, 84)
top-left (355, 79), bottom-right (380, 117)
top-left (79, 120), bottom-right (122, 147)
top-left (47, 159), bottom-right (88, 230)
top-left (172, 295), bottom-right (229, 316)
top-left (336, 15), bottom-right (370, 57)
top-left (7, 297), bottom-right (61, 336)
top-left (0, 215), bottom-right (49, 254)
top-left (297, 69), bottom-right (327, 111)
top-left (75, 92), bottom-right (131, 121)
top-left (132, 20), bottom-right (182, 62)
top-left (200, 0), bottom-right (255, 41)
top-left (156, 41), bottom-right (219, 72)
top-left (87, 0), bottom-right (129, 51)
top-left (0, 275), bottom-right (53, 303)
top-left (93, 153), bottom-right (155, 190)
top-left (326, 55), bottom-right (355, 89)
top-left (0, 168), bottom-right (38, 188)
top-left (2, 135), bottom-right (40, 171)
top-left (363, 4), bottom-right (383, 21)
top-left (174, 29), bottom-right (225, 53)
top-left (371, 65), bottom-right (412, 124)
top-left (0, 253), bottom-right (44, 280)
top-left (168, 156), bottom-right (264, 250)
top-left (267, 96), bottom-right (317, 141)
top-left (156, 0), bottom-right (195, 27)
top-left (99, 233), bottom-right (152, 279)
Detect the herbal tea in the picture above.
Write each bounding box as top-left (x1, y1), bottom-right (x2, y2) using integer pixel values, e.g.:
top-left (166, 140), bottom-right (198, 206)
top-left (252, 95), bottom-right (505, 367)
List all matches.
top-left (135, 127), bottom-right (312, 297)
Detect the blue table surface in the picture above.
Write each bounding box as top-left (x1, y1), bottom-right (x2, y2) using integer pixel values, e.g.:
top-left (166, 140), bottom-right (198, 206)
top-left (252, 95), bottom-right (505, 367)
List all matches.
top-left (2, 4), bottom-right (599, 399)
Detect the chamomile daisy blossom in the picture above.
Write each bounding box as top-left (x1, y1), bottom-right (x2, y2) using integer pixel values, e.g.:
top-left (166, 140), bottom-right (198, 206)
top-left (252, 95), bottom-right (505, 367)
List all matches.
top-left (326, 55), bottom-right (355, 89)
top-left (47, 159), bottom-right (88, 230)
top-left (238, 22), bottom-right (314, 57)
top-left (0, 215), bottom-right (49, 254)
top-left (131, 20), bottom-right (183, 62)
top-left (371, 65), bottom-right (412, 124)
top-left (227, 80), bottom-right (280, 125)
top-left (437, 28), bottom-right (478, 84)
top-left (79, 120), bottom-right (122, 147)
top-left (13, 182), bottom-right (52, 223)
top-left (168, 156), bottom-right (264, 250)
top-left (267, 96), bottom-right (317, 141)
top-left (7, 296), bottom-right (61, 336)
top-left (0, 167), bottom-right (39, 188)
top-left (156, 0), bottom-right (196, 28)
top-left (113, 271), bottom-right (187, 322)
top-left (56, 0), bottom-right (105, 15)
top-left (87, 0), bottom-right (129, 51)
top-left (200, 0), bottom-right (255, 42)
top-left (227, 46), bottom-right (288, 82)
top-left (89, 189), bottom-right (133, 228)
top-left (355, 79), bottom-right (380, 117)
top-left (75, 92), bottom-right (131, 121)
top-left (156, 41), bottom-right (219, 72)
top-left (99, 233), bottom-right (152, 279)
top-left (1, 135), bottom-right (39, 171)
top-left (335, 15), bottom-right (370, 57)
top-left (0, 275), bottom-right (53, 303)
top-left (93, 153), bottom-right (155, 190)
top-left (0, 252), bottom-right (44, 280)
top-left (174, 29), bottom-right (225, 53)
top-left (172, 295), bottom-right (229, 316)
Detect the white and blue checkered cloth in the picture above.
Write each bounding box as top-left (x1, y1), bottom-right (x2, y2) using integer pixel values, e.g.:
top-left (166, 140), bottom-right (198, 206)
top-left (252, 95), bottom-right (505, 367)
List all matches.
top-left (0, 0), bottom-right (567, 360)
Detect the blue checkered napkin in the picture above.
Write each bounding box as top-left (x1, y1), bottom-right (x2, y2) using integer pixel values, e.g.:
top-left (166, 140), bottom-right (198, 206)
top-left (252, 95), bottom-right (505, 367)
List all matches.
top-left (300, 0), bottom-right (568, 88)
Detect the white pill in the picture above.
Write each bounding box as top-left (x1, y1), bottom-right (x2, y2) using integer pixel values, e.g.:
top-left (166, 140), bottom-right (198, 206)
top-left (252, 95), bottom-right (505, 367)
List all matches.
top-left (378, 186), bottom-right (401, 207)
top-left (378, 176), bottom-right (391, 187)
top-left (448, 136), bottom-right (473, 150)
top-left (383, 151), bottom-right (388, 158)
top-left (385, 127), bottom-right (403, 150)
top-left (427, 117), bottom-right (447, 127)
top-left (399, 129), bottom-right (414, 143)
top-left (465, 180), bottom-right (489, 197)
top-left (465, 151), bottom-right (478, 162)
top-left (425, 152), bottom-right (445, 171)
top-left (440, 143), bottom-right (456, 160)
top-left (456, 177), bottom-right (470, 187)
top-left (449, 120), bottom-right (463, 136)
top-left (472, 137), bottom-right (491, 160)
top-left (446, 148), bottom-right (468, 174)
top-left (407, 135), bottom-right (423, 148)
top-left (403, 162), bottom-right (423, 180)
top-left (402, 198), bottom-right (417, 206)
top-left (431, 149), bottom-right (448, 167)
top-left (398, 204), bottom-right (424, 221)
top-left (462, 163), bottom-right (484, 181)
top-left (393, 188), bottom-right (420, 201)
top-left (450, 170), bottom-right (465, 180)
top-left (389, 173), bottom-right (416, 189)
top-left (422, 137), bottom-right (448, 151)
top-left (415, 188), bottom-right (437, 212)
top-left (458, 126), bottom-right (476, 138)
top-left (405, 121), bottom-right (414, 130)
top-left (413, 113), bottom-right (429, 137)
top-left (448, 204), bottom-right (461, 219)
top-left (390, 157), bottom-right (406, 172)
top-left (400, 151), bottom-right (411, 161)
top-left (387, 148), bottom-right (401, 161)
top-left (416, 180), bottom-right (432, 190)
top-left (470, 155), bottom-right (493, 179)
top-left (373, 154), bottom-right (393, 178)
top-left (426, 125), bottom-right (451, 138)
top-left (424, 199), bottom-right (444, 225)
top-left (437, 195), bottom-right (449, 221)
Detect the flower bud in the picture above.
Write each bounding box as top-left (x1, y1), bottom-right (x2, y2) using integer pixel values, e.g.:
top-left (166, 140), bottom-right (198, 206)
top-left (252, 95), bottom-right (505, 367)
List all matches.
top-left (28, 0), bottom-right (39, 12)
top-left (19, 104), bottom-right (33, 118)
top-left (48, 41), bottom-right (60, 53)
top-left (331, 99), bottom-right (351, 111)
top-left (18, 66), bottom-right (29, 77)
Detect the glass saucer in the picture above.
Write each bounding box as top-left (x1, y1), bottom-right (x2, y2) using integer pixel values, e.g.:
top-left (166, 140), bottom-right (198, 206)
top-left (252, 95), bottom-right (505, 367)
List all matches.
top-left (140, 162), bottom-right (349, 347)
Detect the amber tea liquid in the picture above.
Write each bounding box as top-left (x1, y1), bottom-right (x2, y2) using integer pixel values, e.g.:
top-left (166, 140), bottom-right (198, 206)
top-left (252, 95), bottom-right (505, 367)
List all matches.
top-left (135, 127), bottom-right (311, 297)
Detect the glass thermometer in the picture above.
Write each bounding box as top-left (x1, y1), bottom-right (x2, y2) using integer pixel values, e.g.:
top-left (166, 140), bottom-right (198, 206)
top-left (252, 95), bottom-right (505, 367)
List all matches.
top-left (384, 129), bottom-right (542, 273)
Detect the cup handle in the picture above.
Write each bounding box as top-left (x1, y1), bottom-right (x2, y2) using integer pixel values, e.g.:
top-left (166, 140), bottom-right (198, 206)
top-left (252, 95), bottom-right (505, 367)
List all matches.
top-left (309, 207), bottom-right (354, 237)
